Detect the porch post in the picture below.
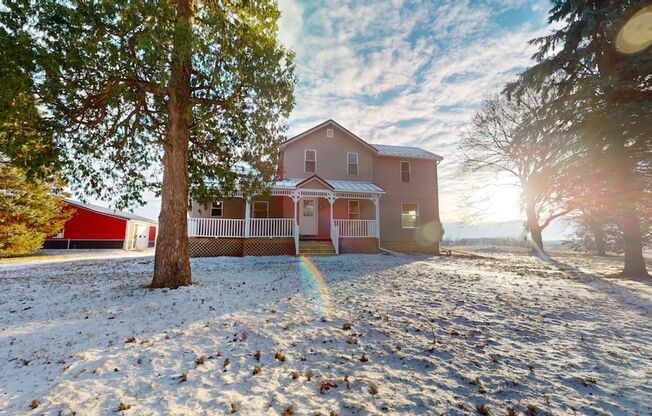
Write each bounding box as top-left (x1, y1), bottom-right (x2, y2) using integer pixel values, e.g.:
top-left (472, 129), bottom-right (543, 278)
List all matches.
top-left (373, 195), bottom-right (380, 238)
top-left (244, 198), bottom-right (251, 238)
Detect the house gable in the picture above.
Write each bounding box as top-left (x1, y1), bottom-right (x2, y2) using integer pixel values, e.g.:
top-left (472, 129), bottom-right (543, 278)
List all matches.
top-left (280, 120), bottom-right (376, 182)
top-left (296, 175), bottom-right (334, 190)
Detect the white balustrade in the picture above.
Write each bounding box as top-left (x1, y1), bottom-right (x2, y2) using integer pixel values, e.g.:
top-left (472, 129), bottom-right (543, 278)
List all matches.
top-left (188, 218), bottom-right (295, 238)
top-left (187, 218), bottom-right (245, 238)
top-left (249, 218), bottom-right (294, 237)
top-left (333, 219), bottom-right (377, 237)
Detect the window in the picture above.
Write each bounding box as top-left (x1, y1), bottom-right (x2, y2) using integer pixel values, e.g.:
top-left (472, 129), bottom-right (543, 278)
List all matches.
top-left (305, 149), bottom-right (316, 173)
top-left (401, 161), bottom-right (411, 183)
top-left (211, 201), bottom-right (223, 217)
top-left (348, 200), bottom-right (360, 220)
top-left (52, 229), bottom-right (64, 239)
top-left (253, 201), bottom-right (269, 218)
top-left (302, 199), bottom-right (315, 217)
top-left (326, 128), bottom-right (334, 138)
top-left (401, 203), bottom-right (419, 228)
top-left (347, 152), bottom-right (359, 176)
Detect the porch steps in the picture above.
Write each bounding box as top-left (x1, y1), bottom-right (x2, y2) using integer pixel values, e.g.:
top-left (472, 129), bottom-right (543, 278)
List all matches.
top-left (298, 240), bottom-right (336, 256)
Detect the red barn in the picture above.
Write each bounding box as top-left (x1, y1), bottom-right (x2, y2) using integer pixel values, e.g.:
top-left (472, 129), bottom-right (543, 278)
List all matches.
top-left (44, 199), bottom-right (158, 250)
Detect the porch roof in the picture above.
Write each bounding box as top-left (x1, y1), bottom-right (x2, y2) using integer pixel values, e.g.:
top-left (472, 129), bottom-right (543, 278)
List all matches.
top-left (273, 177), bottom-right (384, 193)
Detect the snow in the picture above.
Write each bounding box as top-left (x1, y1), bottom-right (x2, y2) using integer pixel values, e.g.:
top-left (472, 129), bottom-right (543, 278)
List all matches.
top-left (1, 250), bottom-right (651, 415)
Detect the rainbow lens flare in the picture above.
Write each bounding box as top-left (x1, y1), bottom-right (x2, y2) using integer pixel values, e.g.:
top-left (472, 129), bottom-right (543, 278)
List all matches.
top-left (297, 256), bottom-right (334, 320)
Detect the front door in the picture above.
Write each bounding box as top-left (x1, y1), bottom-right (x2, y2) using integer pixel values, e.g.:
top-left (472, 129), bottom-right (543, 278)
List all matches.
top-left (300, 198), bottom-right (318, 236)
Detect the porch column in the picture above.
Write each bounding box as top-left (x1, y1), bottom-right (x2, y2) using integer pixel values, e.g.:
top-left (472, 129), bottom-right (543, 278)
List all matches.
top-left (244, 198), bottom-right (251, 238)
top-left (327, 192), bottom-right (337, 231)
top-left (373, 195), bottom-right (380, 238)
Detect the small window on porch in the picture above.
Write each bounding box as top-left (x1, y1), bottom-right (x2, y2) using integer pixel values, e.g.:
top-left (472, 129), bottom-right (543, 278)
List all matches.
top-left (348, 152), bottom-right (358, 176)
top-left (253, 201), bottom-right (269, 218)
top-left (348, 200), bottom-right (360, 220)
top-left (401, 161), bottom-right (411, 183)
top-left (211, 201), bottom-right (223, 217)
top-left (401, 203), bottom-right (419, 228)
top-left (305, 149), bottom-right (316, 173)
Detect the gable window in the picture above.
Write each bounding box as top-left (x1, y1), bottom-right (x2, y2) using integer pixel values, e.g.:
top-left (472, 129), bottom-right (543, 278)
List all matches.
top-left (305, 149), bottom-right (316, 173)
top-left (347, 152), bottom-right (359, 176)
top-left (211, 201), bottom-right (223, 217)
top-left (253, 201), bottom-right (269, 218)
top-left (326, 128), bottom-right (334, 138)
top-left (401, 203), bottom-right (419, 228)
top-left (401, 161), bottom-right (411, 183)
top-left (348, 200), bottom-right (360, 220)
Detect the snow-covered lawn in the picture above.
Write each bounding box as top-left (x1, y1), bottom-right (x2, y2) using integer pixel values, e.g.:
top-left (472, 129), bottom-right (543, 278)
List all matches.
top-left (1, 251), bottom-right (650, 415)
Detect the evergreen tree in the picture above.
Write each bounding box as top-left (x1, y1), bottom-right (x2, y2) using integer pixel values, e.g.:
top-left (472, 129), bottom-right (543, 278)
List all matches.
top-left (2, 1), bottom-right (296, 287)
top-left (0, 165), bottom-right (73, 257)
top-left (508, 0), bottom-right (651, 277)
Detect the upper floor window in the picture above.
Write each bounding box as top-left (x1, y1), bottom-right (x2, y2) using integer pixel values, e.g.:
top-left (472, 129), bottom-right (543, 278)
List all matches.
top-left (348, 200), bottom-right (360, 219)
top-left (348, 152), bottom-right (359, 176)
top-left (253, 201), bottom-right (269, 218)
top-left (401, 203), bottom-right (419, 228)
top-left (211, 201), bottom-right (223, 217)
top-left (401, 161), bottom-right (411, 183)
top-left (326, 128), bottom-right (334, 138)
top-left (305, 149), bottom-right (316, 173)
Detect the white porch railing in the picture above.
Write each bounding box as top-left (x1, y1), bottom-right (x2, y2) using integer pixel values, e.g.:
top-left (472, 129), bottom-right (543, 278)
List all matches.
top-left (249, 218), bottom-right (294, 237)
top-left (330, 223), bottom-right (340, 254)
top-left (334, 219), bottom-right (377, 237)
top-left (188, 218), bottom-right (245, 237)
top-left (294, 222), bottom-right (300, 254)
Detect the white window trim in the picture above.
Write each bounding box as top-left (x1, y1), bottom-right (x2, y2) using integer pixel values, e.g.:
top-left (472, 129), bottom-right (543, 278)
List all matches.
top-left (210, 201), bottom-right (224, 217)
top-left (53, 229), bottom-right (64, 239)
top-left (400, 161), bottom-right (411, 183)
top-left (326, 128), bottom-right (334, 138)
top-left (304, 149), bottom-right (317, 173)
top-left (253, 201), bottom-right (269, 218)
top-left (401, 202), bottom-right (419, 229)
top-left (347, 152), bottom-right (359, 176)
top-left (347, 200), bottom-right (360, 220)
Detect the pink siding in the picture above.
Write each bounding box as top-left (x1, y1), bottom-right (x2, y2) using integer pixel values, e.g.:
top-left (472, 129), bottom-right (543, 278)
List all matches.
top-left (373, 156), bottom-right (440, 245)
top-left (281, 125), bottom-right (375, 181)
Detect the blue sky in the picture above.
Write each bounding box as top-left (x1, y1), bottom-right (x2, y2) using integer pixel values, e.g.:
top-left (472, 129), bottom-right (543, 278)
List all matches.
top-left (276, 0), bottom-right (552, 225)
top-left (125, 0), bottom-right (556, 234)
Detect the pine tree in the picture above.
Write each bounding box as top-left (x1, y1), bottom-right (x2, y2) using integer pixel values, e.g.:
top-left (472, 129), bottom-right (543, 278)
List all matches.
top-left (3, 1), bottom-right (296, 286)
top-left (0, 166), bottom-right (72, 257)
top-left (508, 0), bottom-right (651, 277)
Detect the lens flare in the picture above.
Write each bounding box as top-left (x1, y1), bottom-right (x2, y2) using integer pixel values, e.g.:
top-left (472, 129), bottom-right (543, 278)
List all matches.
top-left (616, 5), bottom-right (652, 54)
top-left (297, 256), bottom-right (333, 320)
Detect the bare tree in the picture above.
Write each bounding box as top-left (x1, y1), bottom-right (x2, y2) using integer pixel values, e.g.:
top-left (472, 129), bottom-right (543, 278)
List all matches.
top-left (460, 90), bottom-right (577, 254)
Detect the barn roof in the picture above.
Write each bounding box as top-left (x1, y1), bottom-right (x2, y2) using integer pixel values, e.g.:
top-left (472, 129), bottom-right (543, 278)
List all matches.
top-left (63, 199), bottom-right (157, 224)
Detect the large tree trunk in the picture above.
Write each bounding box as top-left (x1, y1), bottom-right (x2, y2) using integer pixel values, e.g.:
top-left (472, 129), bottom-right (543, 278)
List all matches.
top-left (151, 0), bottom-right (194, 288)
top-left (525, 199), bottom-right (544, 255)
top-left (588, 218), bottom-right (607, 256)
top-left (620, 204), bottom-right (648, 277)
top-left (611, 134), bottom-right (649, 278)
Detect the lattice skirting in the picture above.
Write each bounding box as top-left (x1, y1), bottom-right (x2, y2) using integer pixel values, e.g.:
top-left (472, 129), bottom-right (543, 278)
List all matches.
top-left (244, 238), bottom-right (295, 256)
top-left (380, 241), bottom-right (440, 254)
top-left (339, 237), bottom-right (379, 254)
top-left (189, 238), bottom-right (243, 257)
top-left (189, 238), bottom-right (295, 257)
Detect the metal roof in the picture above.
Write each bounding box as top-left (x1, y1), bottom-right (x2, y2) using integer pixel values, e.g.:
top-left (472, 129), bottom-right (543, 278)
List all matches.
top-left (273, 178), bottom-right (384, 193)
top-left (63, 198), bottom-right (158, 224)
top-left (371, 144), bottom-right (443, 161)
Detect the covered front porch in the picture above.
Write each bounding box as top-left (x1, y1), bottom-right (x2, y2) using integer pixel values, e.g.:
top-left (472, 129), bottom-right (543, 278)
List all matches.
top-left (187, 176), bottom-right (383, 255)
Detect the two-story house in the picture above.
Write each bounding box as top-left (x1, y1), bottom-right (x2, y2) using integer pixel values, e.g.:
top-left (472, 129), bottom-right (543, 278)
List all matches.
top-left (188, 120), bottom-right (443, 256)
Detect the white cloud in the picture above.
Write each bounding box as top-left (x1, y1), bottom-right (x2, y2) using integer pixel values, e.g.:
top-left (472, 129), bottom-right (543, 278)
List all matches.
top-left (279, 0), bottom-right (551, 223)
